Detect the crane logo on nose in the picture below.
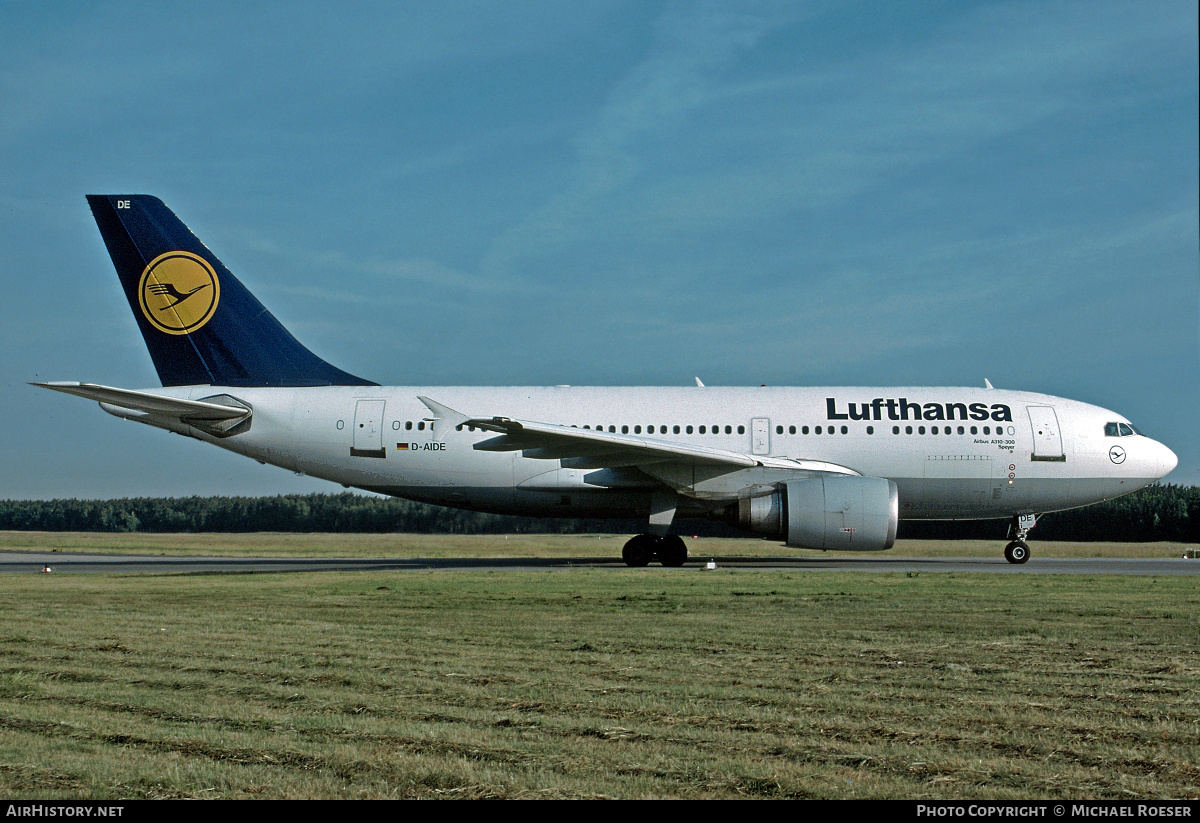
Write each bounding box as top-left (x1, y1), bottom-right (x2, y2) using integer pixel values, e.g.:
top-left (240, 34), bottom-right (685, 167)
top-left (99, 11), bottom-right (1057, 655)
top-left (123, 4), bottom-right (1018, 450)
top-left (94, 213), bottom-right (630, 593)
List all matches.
top-left (138, 251), bottom-right (220, 335)
top-left (1109, 445), bottom-right (1126, 464)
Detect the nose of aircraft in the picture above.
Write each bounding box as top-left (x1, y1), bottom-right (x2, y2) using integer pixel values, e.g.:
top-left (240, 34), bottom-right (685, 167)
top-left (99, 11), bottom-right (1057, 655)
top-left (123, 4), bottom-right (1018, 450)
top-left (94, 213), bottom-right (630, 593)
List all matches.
top-left (1153, 440), bottom-right (1178, 479)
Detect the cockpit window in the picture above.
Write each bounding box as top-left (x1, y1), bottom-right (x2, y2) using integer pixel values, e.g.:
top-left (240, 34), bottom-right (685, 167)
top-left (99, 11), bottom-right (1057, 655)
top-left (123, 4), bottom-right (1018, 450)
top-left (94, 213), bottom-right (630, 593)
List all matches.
top-left (1105, 422), bottom-right (1142, 437)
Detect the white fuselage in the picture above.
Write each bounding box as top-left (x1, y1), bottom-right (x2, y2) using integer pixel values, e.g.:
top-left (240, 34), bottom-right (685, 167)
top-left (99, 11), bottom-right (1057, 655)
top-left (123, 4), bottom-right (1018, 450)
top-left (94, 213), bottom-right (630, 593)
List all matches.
top-left (114, 384), bottom-right (1177, 524)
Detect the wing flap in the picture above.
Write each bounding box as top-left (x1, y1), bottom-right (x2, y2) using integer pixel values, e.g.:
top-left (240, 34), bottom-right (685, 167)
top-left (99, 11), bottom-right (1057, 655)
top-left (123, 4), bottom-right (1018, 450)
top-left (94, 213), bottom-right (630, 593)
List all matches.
top-left (417, 396), bottom-right (864, 476)
top-left (464, 415), bottom-right (760, 469)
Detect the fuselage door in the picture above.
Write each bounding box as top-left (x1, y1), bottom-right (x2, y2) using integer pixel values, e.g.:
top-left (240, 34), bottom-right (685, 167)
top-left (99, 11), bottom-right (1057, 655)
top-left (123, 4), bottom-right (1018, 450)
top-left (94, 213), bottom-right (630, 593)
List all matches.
top-left (751, 418), bottom-right (770, 455)
top-left (1027, 405), bottom-right (1065, 462)
top-left (352, 399), bottom-right (387, 458)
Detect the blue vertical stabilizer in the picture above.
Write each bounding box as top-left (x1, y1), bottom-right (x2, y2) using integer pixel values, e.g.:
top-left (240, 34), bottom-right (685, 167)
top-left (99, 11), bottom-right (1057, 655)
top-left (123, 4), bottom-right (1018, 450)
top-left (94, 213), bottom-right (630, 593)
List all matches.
top-left (87, 194), bottom-right (376, 387)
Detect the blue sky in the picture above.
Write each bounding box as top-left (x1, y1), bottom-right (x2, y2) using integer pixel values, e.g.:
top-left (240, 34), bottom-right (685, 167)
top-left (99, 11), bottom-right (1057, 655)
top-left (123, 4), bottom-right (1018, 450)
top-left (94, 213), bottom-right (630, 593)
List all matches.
top-left (1, 0), bottom-right (1196, 499)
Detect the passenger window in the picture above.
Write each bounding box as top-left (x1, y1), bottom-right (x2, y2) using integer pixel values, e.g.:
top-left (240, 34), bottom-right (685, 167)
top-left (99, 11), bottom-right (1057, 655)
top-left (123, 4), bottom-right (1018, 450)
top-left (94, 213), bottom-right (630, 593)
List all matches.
top-left (405, 421), bottom-right (413, 430)
top-left (867, 426), bottom-right (874, 435)
top-left (725, 425), bottom-right (732, 434)
top-left (839, 426), bottom-right (847, 434)
top-left (789, 425), bottom-right (796, 434)
top-left (737, 425), bottom-right (745, 435)
top-left (673, 425), bottom-right (681, 434)
top-left (634, 425), bottom-right (641, 434)
top-left (686, 425), bottom-right (693, 434)
top-left (815, 426), bottom-right (823, 434)
top-left (802, 426), bottom-right (809, 435)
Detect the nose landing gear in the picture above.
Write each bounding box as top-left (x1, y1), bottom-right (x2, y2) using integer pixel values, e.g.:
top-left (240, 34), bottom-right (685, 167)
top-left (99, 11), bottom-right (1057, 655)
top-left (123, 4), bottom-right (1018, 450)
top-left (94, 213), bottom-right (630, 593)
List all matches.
top-left (1004, 540), bottom-right (1030, 564)
top-left (1004, 513), bottom-right (1037, 564)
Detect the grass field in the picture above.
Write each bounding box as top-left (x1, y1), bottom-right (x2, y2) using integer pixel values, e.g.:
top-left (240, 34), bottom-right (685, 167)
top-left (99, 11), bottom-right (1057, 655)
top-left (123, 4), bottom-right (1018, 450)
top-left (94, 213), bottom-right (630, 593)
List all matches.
top-left (0, 534), bottom-right (1196, 799)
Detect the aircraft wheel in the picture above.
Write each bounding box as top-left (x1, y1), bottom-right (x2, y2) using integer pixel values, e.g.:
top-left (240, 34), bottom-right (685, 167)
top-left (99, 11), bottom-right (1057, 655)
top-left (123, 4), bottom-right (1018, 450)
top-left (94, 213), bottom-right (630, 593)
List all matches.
top-left (1004, 540), bottom-right (1030, 564)
top-left (622, 534), bottom-right (658, 567)
top-left (657, 535), bottom-right (688, 567)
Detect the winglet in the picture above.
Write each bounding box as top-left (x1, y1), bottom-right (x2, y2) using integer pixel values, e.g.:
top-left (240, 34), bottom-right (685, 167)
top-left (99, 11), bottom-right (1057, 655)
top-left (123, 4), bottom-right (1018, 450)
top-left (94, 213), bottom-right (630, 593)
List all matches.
top-left (695, 377), bottom-right (705, 387)
top-left (984, 378), bottom-right (994, 389)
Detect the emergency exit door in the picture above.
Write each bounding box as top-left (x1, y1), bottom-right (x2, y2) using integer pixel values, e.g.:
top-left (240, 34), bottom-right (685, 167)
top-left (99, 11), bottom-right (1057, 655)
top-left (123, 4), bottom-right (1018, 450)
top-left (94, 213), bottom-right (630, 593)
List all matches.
top-left (751, 418), bottom-right (770, 455)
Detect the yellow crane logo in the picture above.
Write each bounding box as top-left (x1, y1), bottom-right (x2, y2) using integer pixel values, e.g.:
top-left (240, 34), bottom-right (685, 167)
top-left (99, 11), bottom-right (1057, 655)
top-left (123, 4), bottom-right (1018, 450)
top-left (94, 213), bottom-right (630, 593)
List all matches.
top-left (138, 251), bottom-right (220, 335)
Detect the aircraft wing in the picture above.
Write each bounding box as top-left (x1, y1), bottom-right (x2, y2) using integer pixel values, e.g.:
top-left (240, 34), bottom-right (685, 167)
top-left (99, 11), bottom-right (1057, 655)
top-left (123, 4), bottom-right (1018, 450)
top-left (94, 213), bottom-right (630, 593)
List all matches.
top-left (419, 396), bottom-right (855, 474)
top-left (32, 382), bottom-right (251, 425)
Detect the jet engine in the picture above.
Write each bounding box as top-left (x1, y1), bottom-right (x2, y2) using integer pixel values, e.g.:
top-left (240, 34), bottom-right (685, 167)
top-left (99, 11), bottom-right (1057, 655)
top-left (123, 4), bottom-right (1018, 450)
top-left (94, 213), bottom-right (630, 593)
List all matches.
top-left (734, 475), bottom-right (899, 551)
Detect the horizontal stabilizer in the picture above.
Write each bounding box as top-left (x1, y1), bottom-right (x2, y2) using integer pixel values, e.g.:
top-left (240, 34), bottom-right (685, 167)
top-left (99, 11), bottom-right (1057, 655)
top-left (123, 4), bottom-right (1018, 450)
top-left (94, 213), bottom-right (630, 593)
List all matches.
top-left (32, 382), bottom-right (250, 425)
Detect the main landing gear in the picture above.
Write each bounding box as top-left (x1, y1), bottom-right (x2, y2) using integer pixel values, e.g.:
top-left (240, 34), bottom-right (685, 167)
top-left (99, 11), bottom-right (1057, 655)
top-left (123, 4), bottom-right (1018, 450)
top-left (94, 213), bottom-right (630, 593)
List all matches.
top-left (622, 534), bottom-right (688, 567)
top-left (622, 491), bottom-right (688, 567)
top-left (1004, 513), bottom-right (1037, 564)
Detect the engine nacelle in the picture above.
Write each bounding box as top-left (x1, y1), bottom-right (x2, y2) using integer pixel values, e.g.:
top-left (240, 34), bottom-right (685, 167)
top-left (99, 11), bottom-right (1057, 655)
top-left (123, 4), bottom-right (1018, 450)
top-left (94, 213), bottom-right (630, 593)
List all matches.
top-left (736, 475), bottom-right (899, 552)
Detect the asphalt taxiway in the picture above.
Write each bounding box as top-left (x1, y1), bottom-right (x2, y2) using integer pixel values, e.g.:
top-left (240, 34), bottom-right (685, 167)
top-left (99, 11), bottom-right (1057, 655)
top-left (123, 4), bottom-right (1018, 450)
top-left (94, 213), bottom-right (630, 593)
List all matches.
top-left (2, 552), bottom-right (1197, 575)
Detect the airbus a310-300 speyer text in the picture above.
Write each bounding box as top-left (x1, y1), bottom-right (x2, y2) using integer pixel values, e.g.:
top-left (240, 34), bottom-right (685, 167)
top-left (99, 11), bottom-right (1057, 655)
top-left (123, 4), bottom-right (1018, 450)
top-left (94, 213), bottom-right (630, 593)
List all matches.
top-left (36, 196), bottom-right (1177, 565)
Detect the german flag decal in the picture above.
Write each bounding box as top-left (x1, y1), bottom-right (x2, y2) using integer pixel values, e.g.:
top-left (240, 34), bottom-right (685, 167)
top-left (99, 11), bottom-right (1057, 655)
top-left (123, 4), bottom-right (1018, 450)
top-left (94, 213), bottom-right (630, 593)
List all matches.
top-left (396, 443), bottom-right (409, 450)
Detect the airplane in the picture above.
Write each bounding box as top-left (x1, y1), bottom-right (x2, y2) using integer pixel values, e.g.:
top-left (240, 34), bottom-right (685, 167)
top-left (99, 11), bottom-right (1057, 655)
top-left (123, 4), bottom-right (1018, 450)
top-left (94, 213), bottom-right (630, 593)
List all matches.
top-left (35, 195), bottom-right (1178, 566)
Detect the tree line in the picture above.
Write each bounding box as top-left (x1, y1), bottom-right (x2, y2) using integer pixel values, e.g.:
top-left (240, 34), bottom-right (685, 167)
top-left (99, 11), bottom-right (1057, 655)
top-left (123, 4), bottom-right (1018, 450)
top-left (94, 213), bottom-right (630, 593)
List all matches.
top-left (0, 493), bottom-right (642, 536)
top-left (0, 485), bottom-right (1197, 542)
